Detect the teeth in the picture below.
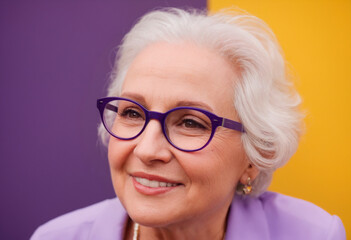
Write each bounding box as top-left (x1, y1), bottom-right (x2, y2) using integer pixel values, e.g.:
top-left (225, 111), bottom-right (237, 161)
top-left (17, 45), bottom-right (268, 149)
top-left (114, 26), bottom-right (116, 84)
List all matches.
top-left (135, 177), bottom-right (178, 188)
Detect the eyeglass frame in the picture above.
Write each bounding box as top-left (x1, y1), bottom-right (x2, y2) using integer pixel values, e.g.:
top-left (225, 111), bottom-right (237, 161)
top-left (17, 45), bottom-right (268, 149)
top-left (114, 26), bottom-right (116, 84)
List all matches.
top-left (97, 97), bottom-right (245, 152)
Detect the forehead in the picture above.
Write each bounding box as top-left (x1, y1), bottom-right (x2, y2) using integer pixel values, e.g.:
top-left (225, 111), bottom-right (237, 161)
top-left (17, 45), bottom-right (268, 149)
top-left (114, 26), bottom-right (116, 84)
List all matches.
top-left (121, 41), bottom-right (238, 116)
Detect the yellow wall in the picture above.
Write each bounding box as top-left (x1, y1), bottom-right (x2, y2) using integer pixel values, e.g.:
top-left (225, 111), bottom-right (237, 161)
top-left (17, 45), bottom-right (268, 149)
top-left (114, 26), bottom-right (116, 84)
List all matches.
top-left (209, 0), bottom-right (351, 235)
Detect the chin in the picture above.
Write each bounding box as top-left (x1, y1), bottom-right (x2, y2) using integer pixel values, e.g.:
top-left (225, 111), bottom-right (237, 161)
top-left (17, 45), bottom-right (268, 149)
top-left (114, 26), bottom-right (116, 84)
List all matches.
top-left (128, 209), bottom-right (179, 228)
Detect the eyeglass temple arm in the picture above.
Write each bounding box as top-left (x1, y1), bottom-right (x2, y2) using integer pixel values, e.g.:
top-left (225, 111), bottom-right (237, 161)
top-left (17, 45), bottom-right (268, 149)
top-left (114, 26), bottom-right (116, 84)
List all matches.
top-left (222, 118), bottom-right (245, 133)
top-left (105, 103), bottom-right (118, 113)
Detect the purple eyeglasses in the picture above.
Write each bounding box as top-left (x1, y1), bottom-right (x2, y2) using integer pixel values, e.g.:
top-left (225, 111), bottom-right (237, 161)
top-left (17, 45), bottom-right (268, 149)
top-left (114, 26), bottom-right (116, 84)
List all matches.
top-left (97, 97), bottom-right (245, 152)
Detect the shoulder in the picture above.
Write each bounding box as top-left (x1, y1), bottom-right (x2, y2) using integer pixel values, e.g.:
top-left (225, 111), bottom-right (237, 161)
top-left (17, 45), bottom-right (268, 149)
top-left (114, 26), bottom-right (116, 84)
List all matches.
top-left (30, 198), bottom-right (127, 240)
top-left (257, 192), bottom-right (346, 240)
top-left (227, 192), bottom-right (345, 240)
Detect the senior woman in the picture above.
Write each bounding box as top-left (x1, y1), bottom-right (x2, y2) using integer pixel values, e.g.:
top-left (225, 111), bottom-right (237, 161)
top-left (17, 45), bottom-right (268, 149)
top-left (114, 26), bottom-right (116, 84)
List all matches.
top-left (31, 8), bottom-right (346, 240)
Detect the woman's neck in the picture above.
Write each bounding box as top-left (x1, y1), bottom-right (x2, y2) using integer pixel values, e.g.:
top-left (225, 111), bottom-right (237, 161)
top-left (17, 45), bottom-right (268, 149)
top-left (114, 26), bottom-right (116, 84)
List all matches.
top-left (137, 223), bottom-right (226, 240)
top-left (128, 205), bottom-right (230, 240)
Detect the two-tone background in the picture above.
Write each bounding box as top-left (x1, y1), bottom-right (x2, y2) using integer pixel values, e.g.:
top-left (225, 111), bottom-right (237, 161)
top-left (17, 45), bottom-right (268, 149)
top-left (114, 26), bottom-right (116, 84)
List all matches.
top-left (1, 1), bottom-right (349, 239)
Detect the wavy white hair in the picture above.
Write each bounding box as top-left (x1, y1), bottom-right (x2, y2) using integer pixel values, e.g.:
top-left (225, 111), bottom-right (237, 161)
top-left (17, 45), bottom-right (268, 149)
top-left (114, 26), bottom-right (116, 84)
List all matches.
top-left (98, 8), bottom-right (304, 196)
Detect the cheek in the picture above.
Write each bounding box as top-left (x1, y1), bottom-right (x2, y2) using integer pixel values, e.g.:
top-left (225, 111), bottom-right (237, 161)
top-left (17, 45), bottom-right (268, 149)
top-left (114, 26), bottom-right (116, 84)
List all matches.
top-left (213, 132), bottom-right (246, 164)
top-left (177, 137), bottom-right (246, 194)
top-left (107, 137), bottom-right (133, 172)
top-left (199, 135), bottom-right (246, 185)
top-left (107, 137), bottom-right (136, 199)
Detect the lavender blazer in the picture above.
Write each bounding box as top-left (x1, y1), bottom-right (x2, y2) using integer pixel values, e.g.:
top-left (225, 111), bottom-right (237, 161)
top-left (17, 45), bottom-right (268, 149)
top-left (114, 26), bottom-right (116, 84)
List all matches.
top-left (31, 192), bottom-right (346, 240)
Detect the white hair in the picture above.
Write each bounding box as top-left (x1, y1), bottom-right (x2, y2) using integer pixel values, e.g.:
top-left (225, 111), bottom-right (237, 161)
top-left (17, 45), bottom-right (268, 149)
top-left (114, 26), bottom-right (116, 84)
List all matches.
top-left (98, 8), bottom-right (304, 196)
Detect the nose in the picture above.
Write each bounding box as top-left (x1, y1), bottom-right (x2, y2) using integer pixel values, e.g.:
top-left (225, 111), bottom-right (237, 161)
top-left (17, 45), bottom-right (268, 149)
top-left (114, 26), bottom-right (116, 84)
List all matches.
top-left (133, 119), bottom-right (173, 165)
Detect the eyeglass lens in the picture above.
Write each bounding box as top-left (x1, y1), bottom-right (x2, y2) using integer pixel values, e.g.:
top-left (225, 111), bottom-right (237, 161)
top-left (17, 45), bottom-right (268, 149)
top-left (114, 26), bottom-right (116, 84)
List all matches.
top-left (102, 99), bottom-right (213, 151)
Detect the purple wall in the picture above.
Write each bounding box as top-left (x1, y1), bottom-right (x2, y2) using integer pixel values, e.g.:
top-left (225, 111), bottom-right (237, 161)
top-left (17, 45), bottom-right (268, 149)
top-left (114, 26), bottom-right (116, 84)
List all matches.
top-left (0, 1), bottom-right (206, 239)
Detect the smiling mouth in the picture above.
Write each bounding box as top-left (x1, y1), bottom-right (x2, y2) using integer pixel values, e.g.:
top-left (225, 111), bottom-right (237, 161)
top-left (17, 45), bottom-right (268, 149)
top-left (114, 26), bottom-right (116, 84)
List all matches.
top-left (134, 177), bottom-right (180, 188)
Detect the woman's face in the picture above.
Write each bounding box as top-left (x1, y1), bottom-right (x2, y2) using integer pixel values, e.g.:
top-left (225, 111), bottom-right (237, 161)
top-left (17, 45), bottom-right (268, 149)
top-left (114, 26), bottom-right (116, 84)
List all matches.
top-left (108, 41), bottom-right (250, 228)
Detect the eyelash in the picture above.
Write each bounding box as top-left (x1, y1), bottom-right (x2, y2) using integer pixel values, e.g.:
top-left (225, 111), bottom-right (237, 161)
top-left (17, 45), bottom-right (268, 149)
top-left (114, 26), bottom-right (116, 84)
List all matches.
top-left (120, 108), bottom-right (143, 119)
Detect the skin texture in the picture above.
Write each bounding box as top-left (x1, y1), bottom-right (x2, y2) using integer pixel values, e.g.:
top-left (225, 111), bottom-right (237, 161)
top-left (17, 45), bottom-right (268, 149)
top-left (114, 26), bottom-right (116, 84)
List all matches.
top-left (108, 41), bottom-right (259, 240)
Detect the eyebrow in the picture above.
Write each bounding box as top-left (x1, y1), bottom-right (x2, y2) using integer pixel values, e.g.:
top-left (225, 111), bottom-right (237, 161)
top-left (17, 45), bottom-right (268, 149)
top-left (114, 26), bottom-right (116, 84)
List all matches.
top-left (120, 92), bottom-right (146, 105)
top-left (175, 100), bottom-right (213, 112)
top-left (120, 92), bottom-right (214, 112)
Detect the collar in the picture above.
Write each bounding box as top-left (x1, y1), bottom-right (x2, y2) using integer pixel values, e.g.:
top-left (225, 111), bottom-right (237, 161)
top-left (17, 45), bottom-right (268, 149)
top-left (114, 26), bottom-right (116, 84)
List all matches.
top-left (88, 198), bottom-right (128, 240)
top-left (225, 194), bottom-right (270, 240)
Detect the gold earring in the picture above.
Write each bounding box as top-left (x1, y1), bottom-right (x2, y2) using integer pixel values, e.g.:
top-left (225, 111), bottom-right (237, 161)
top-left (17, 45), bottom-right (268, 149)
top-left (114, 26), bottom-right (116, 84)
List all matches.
top-left (242, 177), bottom-right (252, 195)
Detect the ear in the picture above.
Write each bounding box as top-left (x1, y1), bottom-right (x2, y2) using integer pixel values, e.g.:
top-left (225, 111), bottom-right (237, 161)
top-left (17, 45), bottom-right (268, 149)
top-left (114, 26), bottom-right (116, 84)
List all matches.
top-left (239, 163), bottom-right (260, 185)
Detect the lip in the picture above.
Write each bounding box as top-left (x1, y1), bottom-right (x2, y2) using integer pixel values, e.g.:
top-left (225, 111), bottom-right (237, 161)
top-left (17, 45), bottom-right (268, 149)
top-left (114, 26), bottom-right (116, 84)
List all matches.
top-left (132, 172), bottom-right (181, 184)
top-left (131, 172), bottom-right (183, 195)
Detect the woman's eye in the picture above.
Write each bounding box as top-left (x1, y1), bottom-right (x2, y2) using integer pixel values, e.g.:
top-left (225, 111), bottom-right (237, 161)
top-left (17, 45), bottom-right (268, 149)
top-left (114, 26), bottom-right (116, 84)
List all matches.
top-left (120, 109), bottom-right (143, 119)
top-left (182, 119), bottom-right (206, 129)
